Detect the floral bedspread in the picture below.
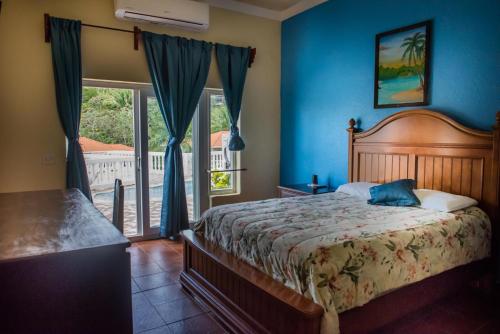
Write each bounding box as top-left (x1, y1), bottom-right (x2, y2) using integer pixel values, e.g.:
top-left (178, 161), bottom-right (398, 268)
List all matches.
top-left (194, 192), bottom-right (491, 334)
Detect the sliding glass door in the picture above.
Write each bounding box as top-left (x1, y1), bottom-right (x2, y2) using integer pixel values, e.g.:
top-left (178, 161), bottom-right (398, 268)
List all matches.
top-left (81, 85), bottom-right (141, 236)
top-left (80, 80), bottom-right (233, 240)
top-left (81, 80), bottom-right (199, 240)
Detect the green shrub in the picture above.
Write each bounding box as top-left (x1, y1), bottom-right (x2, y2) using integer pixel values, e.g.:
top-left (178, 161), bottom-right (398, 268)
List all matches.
top-left (211, 172), bottom-right (231, 190)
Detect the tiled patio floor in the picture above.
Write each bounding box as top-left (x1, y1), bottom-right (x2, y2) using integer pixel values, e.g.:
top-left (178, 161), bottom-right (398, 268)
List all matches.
top-left (94, 196), bottom-right (194, 236)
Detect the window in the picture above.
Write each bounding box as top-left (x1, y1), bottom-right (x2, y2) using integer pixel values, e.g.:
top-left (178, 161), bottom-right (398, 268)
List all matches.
top-left (207, 90), bottom-right (237, 195)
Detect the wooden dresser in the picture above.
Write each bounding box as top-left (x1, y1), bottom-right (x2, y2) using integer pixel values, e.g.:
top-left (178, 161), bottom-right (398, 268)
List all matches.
top-left (0, 189), bottom-right (132, 334)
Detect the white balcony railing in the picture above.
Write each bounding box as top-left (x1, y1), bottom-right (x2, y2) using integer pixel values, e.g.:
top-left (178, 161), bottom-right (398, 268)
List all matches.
top-left (85, 150), bottom-right (226, 190)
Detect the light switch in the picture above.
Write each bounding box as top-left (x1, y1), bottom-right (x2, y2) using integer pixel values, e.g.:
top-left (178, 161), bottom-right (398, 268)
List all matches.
top-left (42, 153), bottom-right (55, 166)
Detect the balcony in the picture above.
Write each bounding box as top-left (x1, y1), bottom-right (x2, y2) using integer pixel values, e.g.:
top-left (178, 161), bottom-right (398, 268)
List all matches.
top-left (84, 149), bottom-right (226, 236)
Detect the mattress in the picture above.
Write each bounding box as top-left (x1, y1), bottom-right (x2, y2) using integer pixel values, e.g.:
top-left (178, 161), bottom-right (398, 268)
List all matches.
top-left (194, 192), bottom-right (491, 334)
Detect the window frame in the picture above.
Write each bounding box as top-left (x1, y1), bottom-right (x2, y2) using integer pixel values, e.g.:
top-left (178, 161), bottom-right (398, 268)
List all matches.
top-left (201, 88), bottom-right (239, 196)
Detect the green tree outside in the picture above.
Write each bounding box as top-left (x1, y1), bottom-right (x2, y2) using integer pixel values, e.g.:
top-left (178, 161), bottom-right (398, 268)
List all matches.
top-left (81, 87), bottom-right (232, 189)
top-left (81, 87), bottom-right (135, 147)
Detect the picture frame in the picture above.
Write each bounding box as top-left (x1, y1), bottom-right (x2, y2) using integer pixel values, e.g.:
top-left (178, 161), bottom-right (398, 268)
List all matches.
top-left (374, 20), bottom-right (432, 108)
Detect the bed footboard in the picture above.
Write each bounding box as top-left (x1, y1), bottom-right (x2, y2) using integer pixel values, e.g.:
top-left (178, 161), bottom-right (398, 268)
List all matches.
top-left (180, 230), bottom-right (324, 334)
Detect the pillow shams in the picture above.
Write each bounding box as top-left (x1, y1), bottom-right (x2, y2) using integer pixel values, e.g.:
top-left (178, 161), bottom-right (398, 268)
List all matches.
top-left (413, 189), bottom-right (478, 212)
top-left (336, 182), bottom-right (380, 200)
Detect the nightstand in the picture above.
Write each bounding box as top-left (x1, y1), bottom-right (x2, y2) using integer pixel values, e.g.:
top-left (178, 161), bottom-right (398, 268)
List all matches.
top-left (277, 184), bottom-right (336, 198)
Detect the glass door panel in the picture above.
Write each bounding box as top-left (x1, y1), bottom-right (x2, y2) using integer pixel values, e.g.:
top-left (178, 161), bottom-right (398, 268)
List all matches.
top-left (146, 96), bottom-right (196, 228)
top-left (82, 81), bottom-right (203, 240)
top-left (209, 91), bottom-right (235, 193)
top-left (80, 86), bottom-right (140, 237)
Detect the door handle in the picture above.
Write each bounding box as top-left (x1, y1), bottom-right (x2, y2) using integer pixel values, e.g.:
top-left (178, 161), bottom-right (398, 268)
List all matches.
top-left (137, 156), bottom-right (141, 172)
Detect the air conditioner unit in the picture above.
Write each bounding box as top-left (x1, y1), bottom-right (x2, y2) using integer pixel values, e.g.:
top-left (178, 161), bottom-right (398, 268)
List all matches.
top-left (114, 0), bottom-right (209, 31)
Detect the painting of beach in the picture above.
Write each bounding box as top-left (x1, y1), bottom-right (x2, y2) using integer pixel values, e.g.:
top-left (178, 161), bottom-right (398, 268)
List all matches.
top-left (375, 21), bottom-right (431, 108)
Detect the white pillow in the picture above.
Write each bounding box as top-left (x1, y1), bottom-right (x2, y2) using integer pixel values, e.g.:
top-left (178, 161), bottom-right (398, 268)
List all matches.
top-left (337, 182), bottom-right (380, 200)
top-left (413, 189), bottom-right (478, 212)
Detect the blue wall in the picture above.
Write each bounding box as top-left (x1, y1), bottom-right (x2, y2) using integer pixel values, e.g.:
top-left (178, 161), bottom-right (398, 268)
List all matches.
top-left (281, 0), bottom-right (500, 187)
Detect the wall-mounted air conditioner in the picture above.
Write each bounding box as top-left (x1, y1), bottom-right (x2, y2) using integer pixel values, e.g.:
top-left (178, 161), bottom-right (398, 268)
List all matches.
top-left (114, 0), bottom-right (209, 31)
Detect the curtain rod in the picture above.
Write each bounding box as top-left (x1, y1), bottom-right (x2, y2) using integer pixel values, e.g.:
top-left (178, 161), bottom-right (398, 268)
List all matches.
top-left (44, 13), bottom-right (256, 67)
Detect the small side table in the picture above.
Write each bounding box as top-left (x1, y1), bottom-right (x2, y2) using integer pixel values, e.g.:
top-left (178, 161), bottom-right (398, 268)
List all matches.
top-left (277, 184), bottom-right (336, 198)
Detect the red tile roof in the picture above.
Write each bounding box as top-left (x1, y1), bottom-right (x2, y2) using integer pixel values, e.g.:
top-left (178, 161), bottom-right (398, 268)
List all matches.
top-left (80, 137), bottom-right (134, 152)
top-left (210, 131), bottom-right (229, 148)
top-left (80, 131), bottom-right (228, 152)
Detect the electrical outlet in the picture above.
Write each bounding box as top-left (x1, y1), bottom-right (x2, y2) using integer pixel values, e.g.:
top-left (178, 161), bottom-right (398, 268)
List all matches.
top-left (42, 153), bottom-right (55, 166)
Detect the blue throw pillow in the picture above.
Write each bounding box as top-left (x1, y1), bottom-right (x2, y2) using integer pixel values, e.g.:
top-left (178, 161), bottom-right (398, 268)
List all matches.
top-left (368, 179), bottom-right (420, 207)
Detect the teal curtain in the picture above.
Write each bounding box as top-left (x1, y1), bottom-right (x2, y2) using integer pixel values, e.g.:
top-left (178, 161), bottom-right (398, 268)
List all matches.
top-left (215, 44), bottom-right (251, 151)
top-left (142, 32), bottom-right (212, 238)
top-left (50, 17), bottom-right (91, 200)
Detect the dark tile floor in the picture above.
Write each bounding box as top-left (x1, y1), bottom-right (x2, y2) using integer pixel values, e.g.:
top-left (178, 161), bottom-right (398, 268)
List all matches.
top-left (129, 240), bottom-right (499, 334)
top-left (377, 289), bottom-right (499, 334)
top-left (129, 240), bottom-right (225, 334)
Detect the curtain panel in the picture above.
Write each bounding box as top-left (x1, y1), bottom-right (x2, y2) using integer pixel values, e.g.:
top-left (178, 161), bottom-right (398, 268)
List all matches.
top-left (142, 31), bottom-right (212, 238)
top-left (49, 17), bottom-right (91, 200)
top-left (215, 44), bottom-right (251, 151)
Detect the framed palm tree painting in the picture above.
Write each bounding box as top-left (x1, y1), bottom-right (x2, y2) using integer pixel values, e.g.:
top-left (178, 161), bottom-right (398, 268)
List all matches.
top-left (374, 21), bottom-right (431, 108)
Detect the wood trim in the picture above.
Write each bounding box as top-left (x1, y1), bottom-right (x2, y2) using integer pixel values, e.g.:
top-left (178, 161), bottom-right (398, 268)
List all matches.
top-left (44, 14), bottom-right (256, 64)
top-left (133, 26), bottom-right (141, 50)
top-left (44, 13), bottom-right (141, 51)
top-left (181, 230), bottom-right (323, 334)
top-left (347, 118), bottom-right (358, 182)
top-left (356, 109), bottom-right (492, 139)
top-left (44, 13), bottom-right (51, 43)
top-left (249, 48), bottom-right (257, 68)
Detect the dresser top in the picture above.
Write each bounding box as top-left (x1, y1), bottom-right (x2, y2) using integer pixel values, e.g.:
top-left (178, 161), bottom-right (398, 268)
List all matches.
top-left (0, 189), bottom-right (130, 263)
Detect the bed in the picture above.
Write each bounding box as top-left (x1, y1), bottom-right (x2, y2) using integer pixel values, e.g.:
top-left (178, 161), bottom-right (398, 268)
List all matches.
top-left (181, 109), bottom-right (500, 333)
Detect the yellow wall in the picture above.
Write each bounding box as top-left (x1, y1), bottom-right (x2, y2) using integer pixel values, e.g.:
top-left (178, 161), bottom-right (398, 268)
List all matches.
top-left (0, 0), bottom-right (281, 204)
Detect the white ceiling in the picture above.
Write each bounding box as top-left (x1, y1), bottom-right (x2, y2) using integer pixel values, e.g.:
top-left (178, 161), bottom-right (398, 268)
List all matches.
top-left (202, 0), bottom-right (327, 21)
top-left (232, 0), bottom-right (304, 11)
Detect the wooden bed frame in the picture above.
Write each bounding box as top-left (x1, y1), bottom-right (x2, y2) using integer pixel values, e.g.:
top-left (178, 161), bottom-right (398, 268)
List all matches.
top-left (181, 109), bottom-right (500, 333)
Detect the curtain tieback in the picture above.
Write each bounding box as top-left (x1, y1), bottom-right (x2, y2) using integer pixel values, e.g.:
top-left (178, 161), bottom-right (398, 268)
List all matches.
top-left (66, 137), bottom-right (83, 162)
top-left (230, 125), bottom-right (240, 136)
top-left (229, 125), bottom-right (245, 151)
top-left (168, 137), bottom-right (180, 147)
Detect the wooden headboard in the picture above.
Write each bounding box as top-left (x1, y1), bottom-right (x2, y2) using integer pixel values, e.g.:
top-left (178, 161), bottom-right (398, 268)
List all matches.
top-left (347, 109), bottom-right (500, 224)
